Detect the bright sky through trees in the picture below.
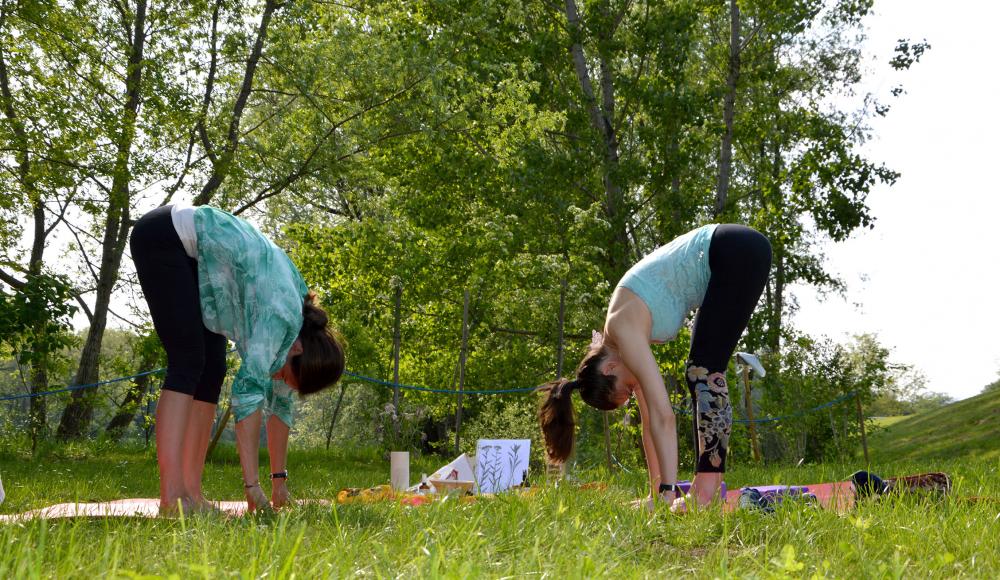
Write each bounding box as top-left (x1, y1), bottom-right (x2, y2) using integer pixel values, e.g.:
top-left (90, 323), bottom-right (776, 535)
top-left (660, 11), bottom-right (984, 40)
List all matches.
top-left (793, 0), bottom-right (1000, 400)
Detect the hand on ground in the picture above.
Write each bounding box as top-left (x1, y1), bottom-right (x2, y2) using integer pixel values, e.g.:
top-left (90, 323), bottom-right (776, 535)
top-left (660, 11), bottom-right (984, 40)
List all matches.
top-left (670, 493), bottom-right (696, 514)
top-left (628, 496), bottom-right (655, 512)
top-left (271, 480), bottom-right (290, 509)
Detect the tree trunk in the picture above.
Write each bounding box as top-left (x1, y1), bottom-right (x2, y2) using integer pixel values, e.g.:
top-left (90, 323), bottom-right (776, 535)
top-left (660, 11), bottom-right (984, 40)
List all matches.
top-left (104, 347), bottom-right (159, 441)
top-left (28, 347), bottom-right (48, 446)
top-left (765, 141), bottom-right (784, 356)
top-left (27, 202), bottom-right (49, 443)
top-left (0, 18), bottom-right (53, 444)
top-left (715, 0), bottom-right (741, 217)
top-left (564, 0), bottom-right (630, 274)
top-left (58, 0), bottom-right (148, 439)
top-left (768, 245), bottom-right (785, 355)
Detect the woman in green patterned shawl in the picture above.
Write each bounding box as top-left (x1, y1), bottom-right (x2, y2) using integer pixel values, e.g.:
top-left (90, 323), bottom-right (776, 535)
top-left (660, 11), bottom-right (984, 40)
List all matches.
top-left (130, 204), bottom-right (344, 515)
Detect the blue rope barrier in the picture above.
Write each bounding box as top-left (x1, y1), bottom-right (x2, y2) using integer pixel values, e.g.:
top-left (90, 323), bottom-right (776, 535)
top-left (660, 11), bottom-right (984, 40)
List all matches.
top-left (0, 368), bottom-right (166, 402)
top-left (343, 371), bottom-right (537, 395)
top-left (2, 361), bottom-right (861, 427)
top-left (0, 348), bottom-right (240, 402)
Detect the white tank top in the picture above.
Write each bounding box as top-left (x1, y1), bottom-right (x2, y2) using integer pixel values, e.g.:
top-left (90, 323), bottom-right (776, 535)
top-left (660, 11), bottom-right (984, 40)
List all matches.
top-left (170, 203), bottom-right (198, 259)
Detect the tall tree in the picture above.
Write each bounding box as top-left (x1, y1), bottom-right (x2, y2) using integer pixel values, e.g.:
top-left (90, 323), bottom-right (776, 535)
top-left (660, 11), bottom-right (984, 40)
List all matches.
top-left (56, 0), bottom-right (152, 438)
top-left (58, 0), bottom-right (287, 437)
top-left (0, 1), bottom-right (88, 440)
top-left (714, 0), bottom-right (740, 216)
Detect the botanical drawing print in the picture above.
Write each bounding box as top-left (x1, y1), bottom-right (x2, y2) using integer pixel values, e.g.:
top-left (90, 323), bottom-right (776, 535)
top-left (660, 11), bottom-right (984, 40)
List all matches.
top-left (476, 441), bottom-right (527, 493)
top-left (477, 445), bottom-right (503, 493)
top-left (506, 443), bottom-right (524, 488)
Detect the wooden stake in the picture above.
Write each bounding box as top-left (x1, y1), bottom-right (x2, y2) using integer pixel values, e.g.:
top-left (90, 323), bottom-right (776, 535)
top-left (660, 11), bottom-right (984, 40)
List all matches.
top-left (602, 411), bottom-right (613, 470)
top-left (325, 381), bottom-right (348, 450)
top-left (556, 278), bottom-right (567, 377)
top-left (392, 283), bottom-right (402, 435)
top-left (207, 404), bottom-right (232, 458)
top-left (855, 392), bottom-right (869, 463)
top-left (742, 365), bottom-right (761, 462)
top-left (454, 290), bottom-right (470, 455)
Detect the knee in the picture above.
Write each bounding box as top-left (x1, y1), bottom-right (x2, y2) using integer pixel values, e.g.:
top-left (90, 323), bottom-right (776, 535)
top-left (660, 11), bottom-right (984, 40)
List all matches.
top-left (163, 349), bottom-right (206, 397)
top-left (194, 355), bottom-right (227, 404)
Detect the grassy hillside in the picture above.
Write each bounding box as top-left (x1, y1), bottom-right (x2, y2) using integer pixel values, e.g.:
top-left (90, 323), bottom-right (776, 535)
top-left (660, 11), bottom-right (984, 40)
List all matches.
top-left (870, 388), bottom-right (1000, 462)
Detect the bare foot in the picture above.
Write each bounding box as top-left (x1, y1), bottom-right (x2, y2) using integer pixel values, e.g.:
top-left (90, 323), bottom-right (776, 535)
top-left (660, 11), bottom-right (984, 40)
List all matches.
top-left (158, 496), bottom-right (198, 517)
top-left (244, 484), bottom-right (273, 513)
top-left (670, 491), bottom-right (720, 514)
top-left (190, 496), bottom-right (222, 514)
top-left (670, 493), bottom-right (696, 514)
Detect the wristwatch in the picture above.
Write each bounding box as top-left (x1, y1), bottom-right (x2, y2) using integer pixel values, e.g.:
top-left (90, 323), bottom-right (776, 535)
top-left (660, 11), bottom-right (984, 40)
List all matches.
top-left (658, 483), bottom-right (682, 499)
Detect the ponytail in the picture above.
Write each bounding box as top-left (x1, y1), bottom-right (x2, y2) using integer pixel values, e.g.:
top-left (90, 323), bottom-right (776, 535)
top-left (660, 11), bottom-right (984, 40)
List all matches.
top-left (537, 344), bottom-right (618, 464)
top-left (293, 291), bottom-right (345, 395)
top-left (538, 379), bottom-right (578, 464)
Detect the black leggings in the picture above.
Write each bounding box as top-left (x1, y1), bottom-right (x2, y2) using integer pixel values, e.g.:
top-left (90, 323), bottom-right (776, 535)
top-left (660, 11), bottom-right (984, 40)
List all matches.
top-left (130, 205), bottom-right (227, 404)
top-left (686, 224), bottom-right (771, 473)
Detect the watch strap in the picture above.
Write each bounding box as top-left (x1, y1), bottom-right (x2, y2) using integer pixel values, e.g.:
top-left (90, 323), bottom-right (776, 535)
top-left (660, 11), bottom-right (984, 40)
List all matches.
top-left (658, 482), bottom-right (681, 499)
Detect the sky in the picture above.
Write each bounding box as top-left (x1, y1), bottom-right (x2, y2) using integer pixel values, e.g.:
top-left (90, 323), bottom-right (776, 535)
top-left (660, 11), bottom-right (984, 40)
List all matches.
top-left (790, 0), bottom-right (1000, 400)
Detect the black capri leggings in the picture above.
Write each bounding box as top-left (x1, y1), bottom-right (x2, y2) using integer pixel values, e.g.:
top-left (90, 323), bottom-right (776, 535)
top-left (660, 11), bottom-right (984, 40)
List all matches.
top-left (130, 205), bottom-right (228, 404)
top-left (686, 224), bottom-right (772, 473)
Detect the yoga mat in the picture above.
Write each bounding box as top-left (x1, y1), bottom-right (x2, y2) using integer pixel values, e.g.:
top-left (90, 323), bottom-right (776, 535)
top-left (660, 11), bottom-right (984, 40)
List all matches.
top-left (721, 481), bottom-right (856, 512)
top-left (0, 498), bottom-right (336, 522)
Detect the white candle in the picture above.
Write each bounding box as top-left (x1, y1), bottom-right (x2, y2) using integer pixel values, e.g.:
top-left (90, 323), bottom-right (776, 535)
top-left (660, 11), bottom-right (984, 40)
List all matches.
top-left (390, 451), bottom-right (409, 491)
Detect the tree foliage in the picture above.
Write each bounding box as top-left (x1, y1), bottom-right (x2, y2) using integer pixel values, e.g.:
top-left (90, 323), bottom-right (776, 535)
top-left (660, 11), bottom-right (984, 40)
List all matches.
top-left (0, 0), bottom-right (930, 460)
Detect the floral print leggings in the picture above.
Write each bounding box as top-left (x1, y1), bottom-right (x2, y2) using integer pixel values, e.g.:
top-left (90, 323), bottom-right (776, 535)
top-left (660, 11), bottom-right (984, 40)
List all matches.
top-left (686, 225), bottom-right (771, 473)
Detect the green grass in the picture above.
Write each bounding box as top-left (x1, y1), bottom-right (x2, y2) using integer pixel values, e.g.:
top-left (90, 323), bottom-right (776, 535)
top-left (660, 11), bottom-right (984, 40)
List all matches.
top-left (2, 440), bottom-right (999, 578)
top-left (871, 415), bottom-right (909, 429)
top-left (870, 388), bottom-right (1000, 462)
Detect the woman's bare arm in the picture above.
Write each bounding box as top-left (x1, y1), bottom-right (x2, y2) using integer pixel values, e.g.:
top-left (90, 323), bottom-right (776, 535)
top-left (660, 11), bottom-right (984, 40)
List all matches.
top-left (266, 414), bottom-right (291, 508)
top-left (234, 410), bottom-right (270, 511)
top-left (634, 388), bottom-right (662, 498)
top-left (614, 330), bottom-right (678, 498)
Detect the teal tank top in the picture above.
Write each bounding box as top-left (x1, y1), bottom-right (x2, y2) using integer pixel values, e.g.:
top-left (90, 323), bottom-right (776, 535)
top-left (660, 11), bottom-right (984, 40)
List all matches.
top-left (616, 224), bottom-right (718, 342)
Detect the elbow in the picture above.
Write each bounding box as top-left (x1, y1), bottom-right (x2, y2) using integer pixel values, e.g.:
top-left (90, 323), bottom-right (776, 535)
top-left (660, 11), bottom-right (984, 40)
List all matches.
top-left (649, 404), bottom-right (676, 431)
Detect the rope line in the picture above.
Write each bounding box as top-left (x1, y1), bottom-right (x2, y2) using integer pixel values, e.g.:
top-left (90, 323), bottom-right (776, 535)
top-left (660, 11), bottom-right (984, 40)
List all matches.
top-left (343, 371), bottom-right (537, 394)
top-left (0, 369), bottom-right (165, 402)
top-left (2, 365), bottom-right (861, 425)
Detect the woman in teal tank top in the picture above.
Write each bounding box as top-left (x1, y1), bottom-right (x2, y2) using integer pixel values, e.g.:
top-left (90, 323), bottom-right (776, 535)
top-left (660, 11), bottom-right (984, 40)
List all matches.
top-left (539, 224), bottom-right (771, 511)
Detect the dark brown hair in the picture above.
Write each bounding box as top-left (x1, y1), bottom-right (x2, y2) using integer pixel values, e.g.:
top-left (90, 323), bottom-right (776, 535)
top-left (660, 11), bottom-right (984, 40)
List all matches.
top-left (291, 291), bottom-right (345, 395)
top-left (537, 345), bottom-right (619, 464)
